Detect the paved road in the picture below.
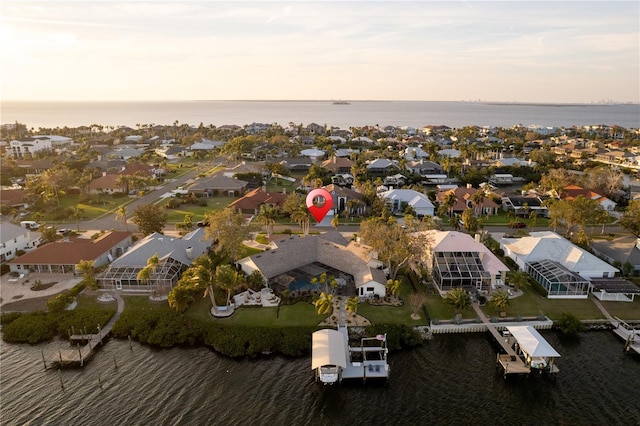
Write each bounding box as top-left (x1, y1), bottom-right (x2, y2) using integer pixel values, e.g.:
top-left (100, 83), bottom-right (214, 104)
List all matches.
top-left (58, 165), bottom-right (210, 233)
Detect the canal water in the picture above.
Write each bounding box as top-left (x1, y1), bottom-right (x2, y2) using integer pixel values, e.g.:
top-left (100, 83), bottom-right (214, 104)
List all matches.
top-left (1, 331), bottom-right (638, 425)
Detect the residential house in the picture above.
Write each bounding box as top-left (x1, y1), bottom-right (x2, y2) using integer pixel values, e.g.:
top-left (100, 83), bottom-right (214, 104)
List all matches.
top-left (437, 149), bottom-right (461, 159)
top-left (403, 146), bottom-right (429, 160)
top-left (9, 135), bottom-right (72, 158)
top-left (279, 157), bottom-right (312, 172)
top-left (229, 188), bottom-right (288, 215)
top-left (417, 230), bottom-right (509, 293)
top-left (306, 123), bottom-right (325, 135)
top-left (189, 139), bottom-right (226, 151)
top-left (237, 232), bottom-right (387, 299)
top-left (187, 173), bottom-right (249, 197)
top-left (366, 158), bottom-right (399, 175)
top-left (591, 236), bottom-right (640, 273)
top-left (322, 156), bottom-right (353, 174)
top-left (300, 148), bottom-right (326, 162)
top-left (501, 195), bottom-right (551, 218)
top-left (492, 157), bottom-right (536, 168)
top-left (437, 186), bottom-right (500, 216)
top-left (405, 159), bottom-right (444, 176)
top-left (155, 145), bottom-right (185, 160)
top-left (0, 189), bottom-right (29, 211)
top-left (501, 231), bottom-right (619, 299)
top-left (560, 185), bottom-right (616, 211)
top-left (8, 231), bottom-right (132, 274)
top-left (96, 228), bottom-right (211, 292)
top-left (379, 189), bottom-right (435, 218)
top-left (0, 221), bottom-right (41, 262)
top-left (323, 184), bottom-right (367, 216)
top-left (15, 158), bottom-right (53, 175)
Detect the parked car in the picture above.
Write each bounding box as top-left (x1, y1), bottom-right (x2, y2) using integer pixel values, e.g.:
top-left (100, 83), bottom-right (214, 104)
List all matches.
top-left (509, 222), bottom-right (527, 229)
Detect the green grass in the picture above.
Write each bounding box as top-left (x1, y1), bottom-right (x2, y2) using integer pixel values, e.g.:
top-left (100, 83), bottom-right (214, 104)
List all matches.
top-left (31, 194), bottom-right (128, 222)
top-left (75, 294), bottom-right (117, 311)
top-left (162, 197), bottom-right (237, 222)
top-left (359, 278), bottom-right (429, 325)
top-left (481, 211), bottom-right (549, 227)
top-left (187, 298), bottom-right (322, 326)
top-left (266, 176), bottom-right (298, 193)
top-left (600, 298), bottom-right (640, 321)
top-left (480, 289), bottom-right (605, 321)
top-left (122, 295), bottom-right (171, 311)
top-left (424, 294), bottom-right (476, 320)
top-left (237, 245), bottom-right (263, 258)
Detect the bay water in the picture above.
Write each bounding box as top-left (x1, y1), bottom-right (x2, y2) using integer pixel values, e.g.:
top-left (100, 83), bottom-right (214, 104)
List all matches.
top-left (2, 101), bottom-right (638, 130)
top-left (1, 331), bottom-right (638, 425)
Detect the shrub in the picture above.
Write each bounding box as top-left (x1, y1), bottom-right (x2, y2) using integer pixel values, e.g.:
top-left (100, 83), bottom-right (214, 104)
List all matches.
top-left (555, 312), bottom-right (585, 336)
top-left (1, 312), bottom-right (57, 343)
top-left (47, 292), bottom-right (74, 314)
top-left (197, 198), bottom-right (208, 207)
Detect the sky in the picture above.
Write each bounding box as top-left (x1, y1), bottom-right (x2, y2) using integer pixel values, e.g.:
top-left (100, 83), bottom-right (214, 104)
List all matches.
top-left (1, 1), bottom-right (639, 103)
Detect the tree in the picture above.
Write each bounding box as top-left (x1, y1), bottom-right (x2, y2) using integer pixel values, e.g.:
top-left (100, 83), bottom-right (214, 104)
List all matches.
top-left (442, 192), bottom-right (457, 217)
top-left (311, 272), bottom-right (338, 295)
top-left (619, 200), bottom-right (640, 237)
top-left (215, 264), bottom-right (245, 307)
top-left (445, 288), bottom-right (471, 314)
top-left (175, 214), bottom-right (194, 236)
top-left (168, 286), bottom-right (194, 313)
top-left (314, 291), bottom-right (334, 315)
top-left (40, 224), bottom-right (60, 244)
top-left (71, 207), bottom-right (84, 232)
top-left (75, 260), bottom-right (97, 290)
top-left (461, 208), bottom-right (479, 234)
top-left (345, 296), bottom-right (359, 316)
top-left (131, 204), bottom-right (167, 236)
top-left (359, 218), bottom-right (427, 280)
top-left (386, 279), bottom-right (402, 302)
top-left (186, 253), bottom-right (225, 308)
top-left (290, 204), bottom-right (312, 236)
top-left (409, 292), bottom-right (427, 320)
top-left (204, 208), bottom-right (254, 262)
top-left (115, 205), bottom-right (128, 231)
top-left (137, 253), bottom-right (160, 287)
top-left (471, 187), bottom-right (486, 217)
top-left (507, 270), bottom-right (529, 291)
top-left (489, 290), bottom-right (510, 315)
top-left (256, 204), bottom-right (278, 239)
top-left (331, 214), bottom-right (339, 230)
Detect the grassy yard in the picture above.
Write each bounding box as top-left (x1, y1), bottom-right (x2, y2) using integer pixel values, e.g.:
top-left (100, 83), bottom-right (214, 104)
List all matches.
top-left (122, 295), bottom-right (172, 312)
top-left (163, 196), bottom-right (237, 222)
top-left (76, 294), bottom-right (117, 311)
top-left (266, 176), bottom-right (298, 193)
top-left (358, 278), bottom-right (429, 325)
top-left (600, 298), bottom-right (640, 321)
top-left (480, 289), bottom-right (605, 321)
top-left (187, 298), bottom-right (323, 327)
top-left (424, 294), bottom-right (476, 320)
top-left (481, 211), bottom-right (550, 228)
top-left (33, 194), bottom-right (130, 222)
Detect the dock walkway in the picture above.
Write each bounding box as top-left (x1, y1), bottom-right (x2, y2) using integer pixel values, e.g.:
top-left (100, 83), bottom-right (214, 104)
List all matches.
top-left (471, 303), bottom-right (530, 376)
top-left (590, 295), bottom-right (640, 355)
top-left (47, 293), bottom-right (124, 369)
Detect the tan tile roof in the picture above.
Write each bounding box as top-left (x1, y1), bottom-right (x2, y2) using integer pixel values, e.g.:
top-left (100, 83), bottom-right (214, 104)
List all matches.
top-left (9, 231), bottom-right (132, 265)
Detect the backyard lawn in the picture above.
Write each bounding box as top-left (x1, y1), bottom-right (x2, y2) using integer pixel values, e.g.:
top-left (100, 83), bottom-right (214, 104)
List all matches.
top-left (600, 298), bottom-right (640, 321)
top-left (32, 194), bottom-right (130, 222)
top-left (358, 279), bottom-right (430, 326)
top-left (163, 196), bottom-right (237, 222)
top-left (187, 298), bottom-right (323, 327)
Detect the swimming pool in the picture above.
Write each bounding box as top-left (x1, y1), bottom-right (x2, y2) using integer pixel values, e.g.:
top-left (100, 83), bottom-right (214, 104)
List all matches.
top-left (288, 277), bottom-right (321, 293)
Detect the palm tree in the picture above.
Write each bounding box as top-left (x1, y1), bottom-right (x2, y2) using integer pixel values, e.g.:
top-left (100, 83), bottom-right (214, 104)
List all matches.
top-left (115, 205), bottom-right (128, 231)
top-left (168, 286), bottom-right (194, 313)
top-left (256, 204), bottom-right (278, 239)
top-left (409, 292), bottom-right (427, 320)
top-left (137, 253), bottom-right (160, 289)
top-left (75, 260), bottom-right (97, 289)
top-left (442, 192), bottom-right (457, 217)
top-left (215, 264), bottom-right (244, 307)
top-left (445, 288), bottom-right (471, 314)
top-left (386, 279), bottom-right (402, 302)
top-left (331, 214), bottom-right (339, 230)
top-left (311, 272), bottom-right (338, 295)
top-left (507, 270), bottom-right (529, 291)
top-left (314, 291), bottom-right (334, 315)
top-left (345, 296), bottom-right (359, 316)
top-left (71, 207), bottom-right (84, 232)
top-left (189, 254), bottom-right (222, 308)
top-left (471, 187), bottom-right (486, 217)
top-left (489, 289), bottom-right (510, 315)
top-left (290, 205), bottom-right (312, 236)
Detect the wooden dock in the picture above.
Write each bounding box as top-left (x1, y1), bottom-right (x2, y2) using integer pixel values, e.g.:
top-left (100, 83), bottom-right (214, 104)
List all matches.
top-left (46, 293), bottom-right (123, 369)
top-left (472, 304), bottom-right (530, 377)
top-left (612, 318), bottom-right (640, 355)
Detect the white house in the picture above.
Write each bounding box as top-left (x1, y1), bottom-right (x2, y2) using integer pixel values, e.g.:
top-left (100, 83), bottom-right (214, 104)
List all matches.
top-left (379, 189), bottom-right (435, 217)
top-left (0, 221), bottom-right (41, 262)
top-left (9, 137), bottom-right (54, 158)
top-left (501, 231), bottom-right (619, 299)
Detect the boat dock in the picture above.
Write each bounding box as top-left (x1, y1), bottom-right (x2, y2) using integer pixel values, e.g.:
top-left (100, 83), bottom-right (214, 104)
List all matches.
top-left (311, 326), bottom-right (389, 384)
top-left (612, 318), bottom-right (640, 355)
top-left (45, 293), bottom-right (123, 369)
top-left (472, 304), bottom-right (530, 377)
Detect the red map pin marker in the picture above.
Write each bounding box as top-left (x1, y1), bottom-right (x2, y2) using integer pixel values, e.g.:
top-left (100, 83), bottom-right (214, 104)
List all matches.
top-left (306, 188), bottom-right (333, 223)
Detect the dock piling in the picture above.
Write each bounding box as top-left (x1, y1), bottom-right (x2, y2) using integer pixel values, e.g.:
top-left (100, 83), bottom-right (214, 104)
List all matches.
top-left (58, 369), bottom-right (64, 390)
top-left (41, 351), bottom-right (47, 370)
top-left (113, 355), bottom-right (118, 369)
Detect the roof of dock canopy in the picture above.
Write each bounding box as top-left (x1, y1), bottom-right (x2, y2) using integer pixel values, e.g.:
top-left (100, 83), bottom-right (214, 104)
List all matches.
top-left (311, 329), bottom-right (347, 370)
top-left (507, 326), bottom-right (560, 358)
top-left (589, 278), bottom-right (640, 294)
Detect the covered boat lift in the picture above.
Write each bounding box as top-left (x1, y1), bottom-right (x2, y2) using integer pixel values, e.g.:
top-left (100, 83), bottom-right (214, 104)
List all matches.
top-left (507, 326), bottom-right (560, 374)
top-left (311, 329), bottom-right (347, 384)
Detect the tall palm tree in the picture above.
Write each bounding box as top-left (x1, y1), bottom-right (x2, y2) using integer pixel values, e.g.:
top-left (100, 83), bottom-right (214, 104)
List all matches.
top-left (256, 204), bottom-right (278, 239)
top-left (189, 253), bottom-right (223, 307)
top-left (290, 205), bottom-right (312, 235)
top-left (489, 289), bottom-right (510, 315)
top-left (71, 207), bottom-right (84, 232)
top-left (215, 264), bottom-right (244, 307)
top-left (314, 292), bottom-right (334, 315)
top-left (115, 205), bottom-right (128, 231)
top-left (507, 270), bottom-right (529, 291)
top-left (471, 188), bottom-right (486, 217)
top-left (442, 192), bottom-right (457, 217)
